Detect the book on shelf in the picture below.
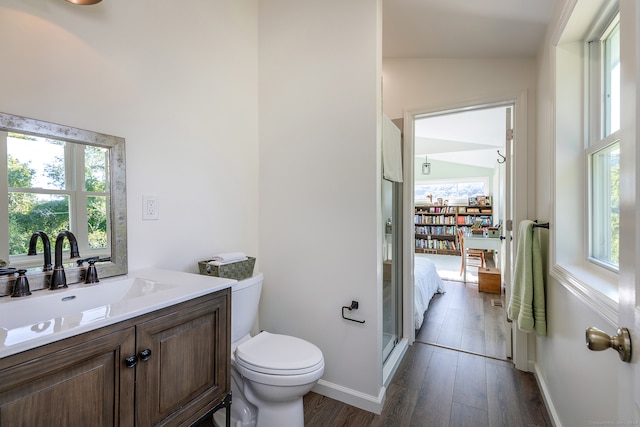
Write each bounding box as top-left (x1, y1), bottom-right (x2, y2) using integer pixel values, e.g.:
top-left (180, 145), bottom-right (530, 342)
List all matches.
top-left (415, 236), bottom-right (459, 251)
top-left (414, 225), bottom-right (455, 236)
top-left (415, 214), bottom-right (457, 225)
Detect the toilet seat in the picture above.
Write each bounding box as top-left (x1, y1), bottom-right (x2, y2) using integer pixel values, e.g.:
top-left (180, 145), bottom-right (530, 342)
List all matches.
top-left (235, 331), bottom-right (324, 376)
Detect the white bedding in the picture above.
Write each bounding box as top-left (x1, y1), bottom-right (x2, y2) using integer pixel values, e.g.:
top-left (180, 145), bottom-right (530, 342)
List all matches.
top-left (414, 256), bottom-right (445, 330)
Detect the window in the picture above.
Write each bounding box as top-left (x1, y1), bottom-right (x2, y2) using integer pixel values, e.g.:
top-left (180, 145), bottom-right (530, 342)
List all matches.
top-left (602, 17), bottom-right (620, 136)
top-left (587, 13), bottom-right (620, 270)
top-left (414, 177), bottom-right (488, 203)
top-left (1, 132), bottom-right (110, 267)
top-left (589, 142), bottom-right (619, 267)
top-left (553, 0), bottom-right (624, 309)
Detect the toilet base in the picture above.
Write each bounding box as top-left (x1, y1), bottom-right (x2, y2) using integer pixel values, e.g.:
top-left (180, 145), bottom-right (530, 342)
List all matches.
top-left (212, 395), bottom-right (304, 427)
top-left (253, 398), bottom-right (304, 427)
top-left (242, 379), bottom-right (307, 427)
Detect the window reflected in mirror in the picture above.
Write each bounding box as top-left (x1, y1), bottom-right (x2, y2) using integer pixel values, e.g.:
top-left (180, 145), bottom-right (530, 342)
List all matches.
top-left (4, 132), bottom-right (111, 264)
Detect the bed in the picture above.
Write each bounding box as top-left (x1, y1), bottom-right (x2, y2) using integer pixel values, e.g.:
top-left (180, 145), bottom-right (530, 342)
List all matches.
top-left (414, 256), bottom-right (445, 330)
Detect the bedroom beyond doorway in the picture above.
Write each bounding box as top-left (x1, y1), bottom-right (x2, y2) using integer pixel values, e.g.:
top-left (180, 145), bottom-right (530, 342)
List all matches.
top-left (407, 101), bottom-right (515, 363)
top-left (415, 248), bottom-right (507, 359)
top-left (412, 103), bottom-right (511, 295)
top-left (417, 252), bottom-right (479, 283)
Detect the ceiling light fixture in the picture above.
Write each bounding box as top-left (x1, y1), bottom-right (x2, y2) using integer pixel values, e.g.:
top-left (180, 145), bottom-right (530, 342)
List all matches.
top-left (422, 155), bottom-right (431, 175)
top-left (66, 0), bottom-right (102, 4)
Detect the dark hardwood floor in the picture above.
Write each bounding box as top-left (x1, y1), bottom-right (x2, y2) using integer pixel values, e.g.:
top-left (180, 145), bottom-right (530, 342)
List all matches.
top-left (303, 343), bottom-right (551, 426)
top-left (416, 279), bottom-right (508, 360)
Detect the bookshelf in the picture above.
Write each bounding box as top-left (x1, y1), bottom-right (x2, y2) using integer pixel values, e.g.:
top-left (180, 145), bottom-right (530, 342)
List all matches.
top-left (414, 203), bottom-right (493, 255)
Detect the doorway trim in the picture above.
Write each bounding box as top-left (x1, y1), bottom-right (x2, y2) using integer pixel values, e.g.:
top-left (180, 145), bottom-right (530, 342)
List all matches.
top-left (401, 91), bottom-right (533, 371)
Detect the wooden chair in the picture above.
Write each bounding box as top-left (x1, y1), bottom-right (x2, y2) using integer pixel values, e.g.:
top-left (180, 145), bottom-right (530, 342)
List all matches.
top-left (457, 229), bottom-right (485, 275)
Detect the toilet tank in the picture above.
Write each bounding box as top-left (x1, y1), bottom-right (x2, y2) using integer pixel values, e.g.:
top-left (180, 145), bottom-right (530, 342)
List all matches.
top-left (231, 272), bottom-right (263, 344)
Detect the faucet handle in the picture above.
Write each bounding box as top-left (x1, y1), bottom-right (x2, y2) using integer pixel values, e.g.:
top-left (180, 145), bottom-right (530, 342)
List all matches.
top-left (77, 256), bottom-right (96, 267)
top-left (11, 269), bottom-right (32, 297)
top-left (85, 260), bottom-right (99, 284)
top-left (83, 257), bottom-right (110, 284)
top-left (0, 268), bottom-right (17, 276)
top-left (77, 256), bottom-right (111, 267)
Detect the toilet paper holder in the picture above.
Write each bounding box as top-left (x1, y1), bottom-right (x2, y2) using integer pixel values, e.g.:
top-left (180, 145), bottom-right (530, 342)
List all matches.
top-left (342, 301), bottom-right (365, 324)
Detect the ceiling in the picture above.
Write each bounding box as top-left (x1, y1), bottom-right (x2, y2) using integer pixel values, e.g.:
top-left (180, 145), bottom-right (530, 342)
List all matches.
top-left (383, 0), bottom-right (556, 169)
top-left (414, 106), bottom-right (509, 169)
top-left (383, 0), bottom-right (557, 59)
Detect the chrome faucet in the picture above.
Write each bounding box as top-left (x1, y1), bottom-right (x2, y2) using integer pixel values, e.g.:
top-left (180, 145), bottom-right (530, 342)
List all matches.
top-left (49, 230), bottom-right (80, 290)
top-left (27, 231), bottom-right (53, 272)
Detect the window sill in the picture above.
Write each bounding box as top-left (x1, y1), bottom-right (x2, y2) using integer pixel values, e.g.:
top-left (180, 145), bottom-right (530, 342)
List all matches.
top-left (550, 262), bottom-right (619, 327)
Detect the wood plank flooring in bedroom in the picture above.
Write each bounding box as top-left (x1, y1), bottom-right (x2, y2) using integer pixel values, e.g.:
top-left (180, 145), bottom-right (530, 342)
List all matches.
top-left (416, 280), bottom-right (508, 360)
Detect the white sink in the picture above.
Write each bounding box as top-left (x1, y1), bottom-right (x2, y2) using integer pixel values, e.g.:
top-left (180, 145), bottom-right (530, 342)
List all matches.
top-left (0, 268), bottom-right (236, 358)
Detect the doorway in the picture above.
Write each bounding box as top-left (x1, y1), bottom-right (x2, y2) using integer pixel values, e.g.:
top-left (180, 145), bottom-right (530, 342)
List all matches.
top-left (407, 103), bottom-right (515, 360)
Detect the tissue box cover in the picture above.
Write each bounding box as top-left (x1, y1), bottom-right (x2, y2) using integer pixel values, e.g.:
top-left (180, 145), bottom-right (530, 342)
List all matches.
top-left (198, 257), bottom-right (256, 280)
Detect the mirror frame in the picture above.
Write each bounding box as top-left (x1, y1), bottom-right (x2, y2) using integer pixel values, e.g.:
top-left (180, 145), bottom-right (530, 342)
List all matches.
top-left (0, 112), bottom-right (127, 284)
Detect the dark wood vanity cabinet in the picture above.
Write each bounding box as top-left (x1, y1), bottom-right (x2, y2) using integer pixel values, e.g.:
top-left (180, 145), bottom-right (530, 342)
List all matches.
top-left (135, 291), bottom-right (230, 426)
top-left (0, 289), bottom-right (231, 426)
top-left (0, 326), bottom-right (136, 426)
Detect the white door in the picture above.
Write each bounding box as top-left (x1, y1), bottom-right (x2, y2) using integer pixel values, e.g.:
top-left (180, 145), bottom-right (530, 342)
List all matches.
top-left (501, 107), bottom-right (514, 359)
top-left (587, 1), bottom-right (638, 417)
top-left (614, 1), bottom-right (638, 416)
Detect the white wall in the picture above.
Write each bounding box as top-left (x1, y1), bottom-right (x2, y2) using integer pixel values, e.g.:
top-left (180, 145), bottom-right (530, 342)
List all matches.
top-left (383, 59), bottom-right (536, 122)
top-left (258, 0), bottom-right (384, 412)
top-left (0, 1), bottom-right (259, 272)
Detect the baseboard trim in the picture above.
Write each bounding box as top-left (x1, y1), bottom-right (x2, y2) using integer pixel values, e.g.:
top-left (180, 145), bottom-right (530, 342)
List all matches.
top-left (532, 362), bottom-right (562, 427)
top-left (312, 380), bottom-right (385, 415)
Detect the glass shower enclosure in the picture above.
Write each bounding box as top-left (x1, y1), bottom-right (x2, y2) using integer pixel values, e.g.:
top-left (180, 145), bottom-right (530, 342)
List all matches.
top-left (381, 116), bottom-right (403, 364)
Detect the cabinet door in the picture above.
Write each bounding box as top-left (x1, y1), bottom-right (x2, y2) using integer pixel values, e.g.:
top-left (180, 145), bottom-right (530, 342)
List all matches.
top-left (135, 291), bottom-right (230, 426)
top-left (0, 327), bottom-right (135, 426)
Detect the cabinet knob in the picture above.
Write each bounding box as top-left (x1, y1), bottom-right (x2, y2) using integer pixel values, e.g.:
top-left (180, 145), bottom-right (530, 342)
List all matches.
top-left (124, 355), bottom-right (138, 368)
top-left (139, 349), bottom-right (152, 362)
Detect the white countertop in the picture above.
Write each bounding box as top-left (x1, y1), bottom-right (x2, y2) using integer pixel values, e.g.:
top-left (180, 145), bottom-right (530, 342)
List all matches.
top-left (0, 268), bottom-right (236, 359)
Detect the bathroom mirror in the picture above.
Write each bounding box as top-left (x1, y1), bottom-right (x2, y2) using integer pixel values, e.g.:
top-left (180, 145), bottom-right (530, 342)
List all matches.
top-left (0, 112), bottom-right (127, 280)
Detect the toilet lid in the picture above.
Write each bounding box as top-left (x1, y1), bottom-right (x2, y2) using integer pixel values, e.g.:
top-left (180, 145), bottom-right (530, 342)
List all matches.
top-left (235, 331), bottom-right (324, 375)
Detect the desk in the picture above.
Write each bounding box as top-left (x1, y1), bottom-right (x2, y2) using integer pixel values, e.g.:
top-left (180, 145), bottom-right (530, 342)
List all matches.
top-left (462, 236), bottom-right (502, 282)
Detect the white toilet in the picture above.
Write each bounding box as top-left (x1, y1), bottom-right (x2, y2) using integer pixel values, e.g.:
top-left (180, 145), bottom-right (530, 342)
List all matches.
top-left (213, 273), bottom-right (324, 427)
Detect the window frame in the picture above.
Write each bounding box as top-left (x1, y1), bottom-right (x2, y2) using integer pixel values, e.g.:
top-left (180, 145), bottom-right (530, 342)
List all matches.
top-left (586, 10), bottom-right (621, 272)
top-left (551, 0), bottom-right (622, 321)
top-left (1, 132), bottom-right (111, 269)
